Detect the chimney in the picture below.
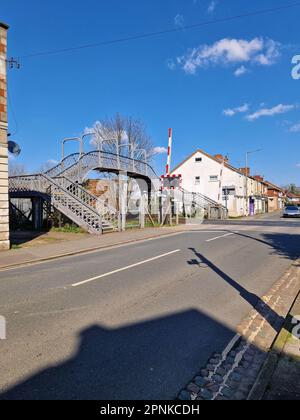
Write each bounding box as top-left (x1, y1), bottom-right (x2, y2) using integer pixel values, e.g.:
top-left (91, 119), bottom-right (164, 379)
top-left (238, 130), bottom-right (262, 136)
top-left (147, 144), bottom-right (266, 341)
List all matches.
top-left (214, 154), bottom-right (229, 163)
top-left (0, 22), bottom-right (9, 250)
top-left (253, 175), bottom-right (264, 182)
top-left (239, 167), bottom-right (250, 177)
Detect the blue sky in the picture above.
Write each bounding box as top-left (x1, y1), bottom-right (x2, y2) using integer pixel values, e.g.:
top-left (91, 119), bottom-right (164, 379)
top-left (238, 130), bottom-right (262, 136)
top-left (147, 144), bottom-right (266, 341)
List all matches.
top-left (2, 0), bottom-right (300, 185)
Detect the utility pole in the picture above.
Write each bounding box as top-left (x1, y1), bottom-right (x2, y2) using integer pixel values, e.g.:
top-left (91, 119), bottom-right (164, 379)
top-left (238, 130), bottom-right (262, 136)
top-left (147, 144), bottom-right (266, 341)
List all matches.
top-left (0, 22), bottom-right (9, 250)
top-left (245, 152), bottom-right (249, 216)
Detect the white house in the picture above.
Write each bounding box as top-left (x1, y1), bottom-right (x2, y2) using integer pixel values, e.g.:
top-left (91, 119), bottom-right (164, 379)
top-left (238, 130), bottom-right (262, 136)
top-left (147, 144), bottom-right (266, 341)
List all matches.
top-left (171, 150), bottom-right (267, 218)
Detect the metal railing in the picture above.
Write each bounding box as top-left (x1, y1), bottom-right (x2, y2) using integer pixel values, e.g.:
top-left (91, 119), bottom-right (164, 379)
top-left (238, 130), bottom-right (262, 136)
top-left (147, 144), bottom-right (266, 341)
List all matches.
top-left (179, 188), bottom-right (228, 219)
top-left (9, 149), bottom-right (228, 233)
top-left (57, 150), bottom-right (157, 183)
top-left (52, 176), bottom-right (120, 229)
top-left (9, 174), bottom-right (112, 234)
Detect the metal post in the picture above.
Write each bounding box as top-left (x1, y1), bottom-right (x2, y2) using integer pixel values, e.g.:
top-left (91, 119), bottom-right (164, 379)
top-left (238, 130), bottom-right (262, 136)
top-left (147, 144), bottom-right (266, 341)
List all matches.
top-left (158, 192), bottom-right (163, 224)
top-left (139, 192), bottom-right (145, 229)
top-left (32, 197), bottom-right (43, 230)
top-left (175, 201), bottom-right (179, 226)
top-left (169, 191), bottom-right (173, 226)
top-left (118, 173), bottom-right (127, 232)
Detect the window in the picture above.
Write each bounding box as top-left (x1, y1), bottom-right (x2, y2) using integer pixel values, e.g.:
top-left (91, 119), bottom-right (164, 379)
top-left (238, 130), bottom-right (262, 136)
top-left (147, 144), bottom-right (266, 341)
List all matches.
top-left (195, 177), bottom-right (201, 185)
top-left (209, 175), bottom-right (219, 182)
top-left (195, 157), bottom-right (202, 163)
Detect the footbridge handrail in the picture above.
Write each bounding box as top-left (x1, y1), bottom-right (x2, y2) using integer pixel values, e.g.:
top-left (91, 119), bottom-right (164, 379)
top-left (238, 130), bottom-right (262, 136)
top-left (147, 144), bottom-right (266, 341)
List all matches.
top-left (52, 176), bottom-right (120, 228)
top-left (45, 153), bottom-right (81, 178)
top-left (9, 173), bottom-right (120, 231)
top-left (180, 188), bottom-right (227, 210)
top-left (57, 150), bottom-right (158, 182)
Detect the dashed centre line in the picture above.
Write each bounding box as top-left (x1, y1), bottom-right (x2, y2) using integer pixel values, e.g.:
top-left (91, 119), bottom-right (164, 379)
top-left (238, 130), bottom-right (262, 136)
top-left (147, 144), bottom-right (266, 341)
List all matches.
top-left (71, 249), bottom-right (181, 287)
top-left (206, 233), bottom-right (236, 242)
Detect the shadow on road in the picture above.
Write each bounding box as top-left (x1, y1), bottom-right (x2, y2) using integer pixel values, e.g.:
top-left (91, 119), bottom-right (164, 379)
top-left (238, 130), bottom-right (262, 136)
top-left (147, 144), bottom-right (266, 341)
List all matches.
top-left (187, 248), bottom-right (285, 333)
top-left (237, 232), bottom-right (300, 262)
top-left (0, 310), bottom-right (235, 400)
top-left (1, 231), bottom-right (299, 400)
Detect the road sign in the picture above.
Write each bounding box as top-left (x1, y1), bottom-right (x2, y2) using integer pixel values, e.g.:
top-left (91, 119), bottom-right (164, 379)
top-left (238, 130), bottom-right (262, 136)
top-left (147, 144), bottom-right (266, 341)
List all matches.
top-left (161, 175), bottom-right (182, 190)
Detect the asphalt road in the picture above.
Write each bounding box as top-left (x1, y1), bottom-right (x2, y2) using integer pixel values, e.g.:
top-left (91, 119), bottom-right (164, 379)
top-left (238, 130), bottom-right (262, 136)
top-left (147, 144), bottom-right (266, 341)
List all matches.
top-left (0, 214), bottom-right (299, 400)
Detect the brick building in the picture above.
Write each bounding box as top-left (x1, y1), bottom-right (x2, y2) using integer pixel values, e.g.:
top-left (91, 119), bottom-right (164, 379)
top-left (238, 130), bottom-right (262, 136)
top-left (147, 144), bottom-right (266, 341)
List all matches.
top-left (265, 181), bottom-right (285, 212)
top-left (0, 22), bottom-right (9, 250)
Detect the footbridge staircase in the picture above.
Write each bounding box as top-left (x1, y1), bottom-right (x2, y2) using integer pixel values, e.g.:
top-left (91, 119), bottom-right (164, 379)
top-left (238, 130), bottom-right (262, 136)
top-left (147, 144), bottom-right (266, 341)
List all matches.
top-left (9, 150), bottom-right (227, 234)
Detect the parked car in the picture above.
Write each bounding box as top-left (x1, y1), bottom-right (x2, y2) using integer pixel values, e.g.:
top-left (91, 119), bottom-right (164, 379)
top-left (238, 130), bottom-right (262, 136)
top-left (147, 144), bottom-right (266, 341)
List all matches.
top-left (283, 206), bottom-right (300, 218)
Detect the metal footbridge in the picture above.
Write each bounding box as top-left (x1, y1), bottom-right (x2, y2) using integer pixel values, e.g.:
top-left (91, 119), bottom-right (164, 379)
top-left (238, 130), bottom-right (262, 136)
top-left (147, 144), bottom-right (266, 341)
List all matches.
top-left (9, 150), bottom-right (227, 234)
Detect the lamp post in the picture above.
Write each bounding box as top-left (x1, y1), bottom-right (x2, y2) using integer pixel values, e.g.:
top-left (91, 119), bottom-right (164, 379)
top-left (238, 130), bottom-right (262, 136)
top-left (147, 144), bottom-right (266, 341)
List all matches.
top-left (245, 149), bottom-right (263, 215)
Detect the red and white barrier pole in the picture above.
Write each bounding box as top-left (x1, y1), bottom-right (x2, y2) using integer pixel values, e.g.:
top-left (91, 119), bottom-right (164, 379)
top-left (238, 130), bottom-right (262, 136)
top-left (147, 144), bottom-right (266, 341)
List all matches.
top-left (166, 128), bottom-right (173, 176)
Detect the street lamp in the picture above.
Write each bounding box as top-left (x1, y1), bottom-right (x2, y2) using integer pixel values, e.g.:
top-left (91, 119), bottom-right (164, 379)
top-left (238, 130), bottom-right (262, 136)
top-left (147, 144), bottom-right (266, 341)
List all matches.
top-left (245, 149), bottom-right (263, 215)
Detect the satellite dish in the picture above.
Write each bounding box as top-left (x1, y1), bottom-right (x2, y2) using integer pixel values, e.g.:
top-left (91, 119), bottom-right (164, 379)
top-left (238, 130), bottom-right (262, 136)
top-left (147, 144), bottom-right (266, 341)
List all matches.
top-left (8, 141), bottom-right (21, 157)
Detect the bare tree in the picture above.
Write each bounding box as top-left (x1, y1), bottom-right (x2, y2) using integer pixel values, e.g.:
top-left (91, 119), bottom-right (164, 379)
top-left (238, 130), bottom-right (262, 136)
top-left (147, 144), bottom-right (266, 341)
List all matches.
top-left (38, 160), bottom-right (58, 174)
top-left (86, 113), bottom-right (155, 161)
top-left (9, 162), bottom-right (28, 177)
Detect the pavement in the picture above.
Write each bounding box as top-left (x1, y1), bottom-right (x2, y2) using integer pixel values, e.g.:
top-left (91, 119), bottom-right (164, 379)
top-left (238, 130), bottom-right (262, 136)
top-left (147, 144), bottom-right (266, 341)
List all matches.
top-left (0, 226), bottom-right (188, 270)
top-left (0, 212), bottom-right (299, 400)
top-left (255, 291), bottom-right (300, 400)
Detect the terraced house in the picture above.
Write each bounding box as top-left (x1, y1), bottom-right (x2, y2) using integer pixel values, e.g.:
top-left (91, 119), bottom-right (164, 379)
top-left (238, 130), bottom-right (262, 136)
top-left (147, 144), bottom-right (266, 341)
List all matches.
top-left (171, 150), bottom-right (269, 218)
top-left (266, 181), bottom-right (285, 212)
top-left (0, 22), bottom-right (9, 250)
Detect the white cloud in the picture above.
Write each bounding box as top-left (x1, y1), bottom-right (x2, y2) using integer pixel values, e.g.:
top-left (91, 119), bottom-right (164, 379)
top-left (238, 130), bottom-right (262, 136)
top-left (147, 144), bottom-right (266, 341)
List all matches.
top-left (153, 147), bottom-right (168, 155)
top-left (246, 104), bottom-right (295, 121)
top-left (223, 104), bottom-right (249, 117)
top-left (290, 122), bottom-right (300, 132)
top-left (208, 1), bottom-right (218, 14)
top-left (174, 14), bottom-right (184, 28)
top-left (175, 37), bottom-right (281, 75)
top-left (234, 65), bottom-right (248, 77)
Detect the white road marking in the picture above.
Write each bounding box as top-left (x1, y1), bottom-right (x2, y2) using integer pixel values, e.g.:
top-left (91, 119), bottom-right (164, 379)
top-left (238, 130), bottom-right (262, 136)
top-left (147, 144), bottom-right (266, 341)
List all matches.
top-left (188, 231), bottom-right (234, 233)
top-left (71, 249), bottom-right (181, 287)
top-left (206, 233), bottom-right (235, 242)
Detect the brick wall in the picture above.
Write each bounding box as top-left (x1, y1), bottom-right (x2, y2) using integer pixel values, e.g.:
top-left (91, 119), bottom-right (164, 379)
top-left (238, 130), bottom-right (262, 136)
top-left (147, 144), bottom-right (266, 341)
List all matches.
top-left (0, 23), bottom-right (9, 250)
